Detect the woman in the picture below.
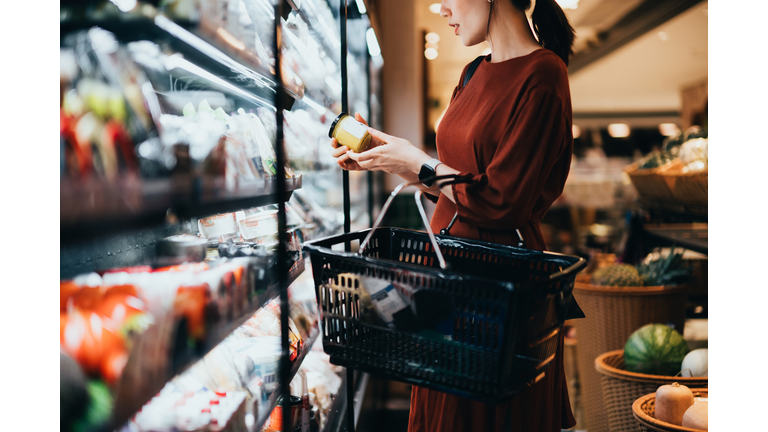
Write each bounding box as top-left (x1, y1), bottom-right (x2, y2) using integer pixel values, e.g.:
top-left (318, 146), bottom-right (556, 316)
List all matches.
top-left (331, 0), bottom-right (578, 430)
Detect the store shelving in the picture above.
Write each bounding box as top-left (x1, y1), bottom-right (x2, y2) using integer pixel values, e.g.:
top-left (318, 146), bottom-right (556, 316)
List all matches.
top-left (109, 256), bottom-right (305, 426)
top-left (59, 14), bottom-right (301, 110)
top-left (642, 223), bottom-right (708, 255)
top-left (61, 0), bottom-right (379, 430)
top-left (61, 176), bottom-right (302, 245)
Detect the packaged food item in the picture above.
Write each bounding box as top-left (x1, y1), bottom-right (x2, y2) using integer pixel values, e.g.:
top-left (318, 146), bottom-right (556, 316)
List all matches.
top-left (198, 213), bottom-right (239, 239)
top-left (265, 395), bottom-right (303, 432)
top-left (236, 209), bottom-right (279, 240)
top-left (155, 234), bottom-right (208, 267)
top-left (226, 336), bottom-right (282, 394)
top-left (356, 275), bottom-right (412, 330)
top-left (131, 378), bottom-right (247, 432)
top-left (328, 113), bottom-right (372, 153)
top-left (291, 369), bottom-right (311, 432)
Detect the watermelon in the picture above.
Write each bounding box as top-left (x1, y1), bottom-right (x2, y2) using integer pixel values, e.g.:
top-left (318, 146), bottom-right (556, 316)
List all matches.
top-left (624, 324), bottom-right (690, 376)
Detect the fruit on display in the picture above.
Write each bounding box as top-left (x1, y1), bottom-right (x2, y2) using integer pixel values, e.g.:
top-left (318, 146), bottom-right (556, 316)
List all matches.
top-left (681, 348), bottom-right (708, 378)
top-left (682, 401), bottom-right (708, 430)
top-left (655, 382), bottom-right (694, 426)
top-left (678, 137), bottom-right (708, 172)
top-left (636, 249), bottom-right (690, 286)
top-left (590, 249), bottom-right (691, 287)
top-left (591, 263), bottom-right (644, 286)
top-left (624, 324), bottom-right (690, 375)
top-left (639, 150), bottom-right (674, 169)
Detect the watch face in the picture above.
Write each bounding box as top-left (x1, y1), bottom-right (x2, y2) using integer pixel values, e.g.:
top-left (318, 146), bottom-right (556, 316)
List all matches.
top-left (419, 164), bottom-right (435, 184)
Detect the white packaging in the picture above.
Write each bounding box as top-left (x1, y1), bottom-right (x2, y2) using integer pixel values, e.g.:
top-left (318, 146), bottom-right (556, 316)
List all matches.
top-left (360, 277), bottom-right (410, 329)
top-left (198, 213), bottom-right (239, 239)
top-left (235, 210), bottom-right (279, 240)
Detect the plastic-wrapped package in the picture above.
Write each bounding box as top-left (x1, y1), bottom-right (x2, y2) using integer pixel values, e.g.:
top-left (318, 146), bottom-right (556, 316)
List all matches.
top-left (130, 376), bottom-right (248, 432)
top-left (300, 349), bottom-right (343, 429)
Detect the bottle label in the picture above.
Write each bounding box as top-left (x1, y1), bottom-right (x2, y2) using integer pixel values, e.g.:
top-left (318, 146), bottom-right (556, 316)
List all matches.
top-left (342, 118), bottom-right (367, 140)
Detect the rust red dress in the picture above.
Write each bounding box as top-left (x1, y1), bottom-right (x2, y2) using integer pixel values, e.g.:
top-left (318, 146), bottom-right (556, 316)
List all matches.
top-left (408, 49), bottom-right (577, 432)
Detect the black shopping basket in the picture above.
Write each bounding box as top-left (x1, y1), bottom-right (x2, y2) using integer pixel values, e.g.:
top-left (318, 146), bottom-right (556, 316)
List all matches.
top-left (303, 177), bottom-right (586, 403)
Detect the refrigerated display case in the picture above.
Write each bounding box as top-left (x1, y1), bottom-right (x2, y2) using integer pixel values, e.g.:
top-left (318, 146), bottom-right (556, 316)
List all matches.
top-left (60, 1), bottom-right (379, 431)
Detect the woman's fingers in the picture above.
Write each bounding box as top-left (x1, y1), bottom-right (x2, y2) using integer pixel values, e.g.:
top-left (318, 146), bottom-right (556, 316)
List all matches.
top-left (366, 127), bottom-right (395, 143)
top-left (331, 145), bottom-right (349, 158)
top-left (354, 112), bottom-right (368, 126)
top-left (345, 149), bottom-right (376, 162)
top-left (330, 137), bottom-right (340, 148)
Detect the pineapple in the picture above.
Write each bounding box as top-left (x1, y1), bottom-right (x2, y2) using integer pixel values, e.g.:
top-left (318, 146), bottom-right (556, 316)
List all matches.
top-left (591, 264), bottom-right (644, 287)
top-left (636, 248), bottom-right (691, 286)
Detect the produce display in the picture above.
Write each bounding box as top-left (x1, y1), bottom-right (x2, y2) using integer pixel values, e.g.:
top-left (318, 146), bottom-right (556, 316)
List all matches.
top-left (590, 248), bottom-right (691, 287)
top-left (654, 382), bottom-right (694, 426)
top-left (682, 401), bottom-right (708, 430)
top-left (681, 349), bottom-right (708, 378)
top-left (637, 126), bottom-right (708, 173)
top-left (623, 324), bottom-right (690, 376)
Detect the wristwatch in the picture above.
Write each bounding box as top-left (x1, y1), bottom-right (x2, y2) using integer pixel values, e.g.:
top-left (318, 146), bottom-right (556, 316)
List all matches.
top-left (418, 158), bottom-right (443, 187)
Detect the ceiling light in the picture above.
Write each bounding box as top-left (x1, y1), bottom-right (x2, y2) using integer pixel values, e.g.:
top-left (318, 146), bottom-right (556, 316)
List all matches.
top-left (555, 0), bottom-right (579, 9)
top-left (572, 124), bottom-right (581, 139)
top-left (425, 42), bottom-right (438, 50)
top-left (425, 32), bottom-right (440, 44)
top-left (354, 0), bottom-right (366, 14)
top-left (424, 47), bottom-right (438, 60)
top-left (110, 0), bottom-right (137, 12)
top-left (366, 28), bottom-right (381, 57)
top-left (608, 123), bottom-right (630, 138)
top-left (658, 123), bottom-right (680, 137)
top-left (429, 3), bottom-right (441, 14)
top-left (658, 31), bottom-right (669, 41)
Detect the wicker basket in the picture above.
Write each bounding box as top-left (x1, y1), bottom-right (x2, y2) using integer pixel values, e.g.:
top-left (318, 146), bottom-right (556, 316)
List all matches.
top-left (633, 388), bottom-right (708, 432)
top-left (661, 167), bottom-right (708, 207)
top-left (573, 277), bottom-right (689, 432)
top-left (624, 161), bottom-right (678, 204)
top-left (596, 351), bottom-right (707, 431)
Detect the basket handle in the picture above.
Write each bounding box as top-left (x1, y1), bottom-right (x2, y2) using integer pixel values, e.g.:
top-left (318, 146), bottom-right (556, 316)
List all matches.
top-left (358, 175), bottom-right (469, 270)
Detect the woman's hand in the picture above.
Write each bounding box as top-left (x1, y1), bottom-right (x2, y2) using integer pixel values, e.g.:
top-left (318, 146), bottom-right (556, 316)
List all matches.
top-left (345, 128), bottom-right (431, 175)
top-left (330, 113), bottom-right (384, 171)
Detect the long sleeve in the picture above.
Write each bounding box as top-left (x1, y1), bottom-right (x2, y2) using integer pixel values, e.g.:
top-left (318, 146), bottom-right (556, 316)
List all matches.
top-left (451, 88), bottom-right (568, 230)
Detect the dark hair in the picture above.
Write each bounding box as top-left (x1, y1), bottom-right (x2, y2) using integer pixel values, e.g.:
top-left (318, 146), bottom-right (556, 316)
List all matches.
top-left (489, 0), bottom-right (576, 66)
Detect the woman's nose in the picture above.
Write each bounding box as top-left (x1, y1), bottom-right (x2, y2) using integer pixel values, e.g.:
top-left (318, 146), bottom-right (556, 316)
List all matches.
top-left (440, 1), bottom-right (450, 18)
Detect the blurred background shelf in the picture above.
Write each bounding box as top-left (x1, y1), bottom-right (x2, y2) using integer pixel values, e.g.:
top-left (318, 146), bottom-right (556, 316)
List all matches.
top-left (642, 223), bottom-right (708, 255)
top-left (61, 176), bottom-right (301, 245)
top-left (60, 15), bottom-right (301, 110)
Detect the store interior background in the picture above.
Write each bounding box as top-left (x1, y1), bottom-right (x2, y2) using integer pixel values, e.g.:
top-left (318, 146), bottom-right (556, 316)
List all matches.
top-left (357, 1), bottom-right (708, 431)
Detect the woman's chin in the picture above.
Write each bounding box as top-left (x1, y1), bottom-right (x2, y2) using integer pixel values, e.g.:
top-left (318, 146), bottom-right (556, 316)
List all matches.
top-left (460, 35), bottom-right (485, 47)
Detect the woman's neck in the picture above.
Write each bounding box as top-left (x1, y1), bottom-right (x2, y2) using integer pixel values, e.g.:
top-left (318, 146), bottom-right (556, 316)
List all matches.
top-left (486, 3), bottom-right (542, 63)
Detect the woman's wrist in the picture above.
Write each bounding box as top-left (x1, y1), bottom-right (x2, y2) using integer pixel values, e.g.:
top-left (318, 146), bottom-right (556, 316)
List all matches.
top-left (411, 151), bottom-right (433, 174)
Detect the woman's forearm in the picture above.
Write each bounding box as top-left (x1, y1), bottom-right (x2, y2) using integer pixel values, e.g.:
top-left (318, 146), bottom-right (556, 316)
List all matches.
top-left (396, 171), bottom-right (441, 197)
top-left (434, 163), bottom-right (460, 203)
